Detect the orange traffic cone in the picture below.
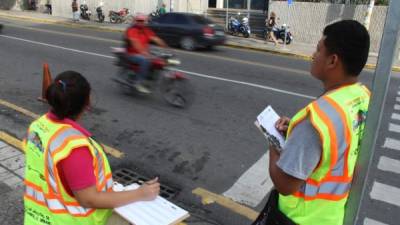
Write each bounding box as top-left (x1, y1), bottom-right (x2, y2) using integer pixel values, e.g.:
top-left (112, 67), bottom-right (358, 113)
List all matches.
top-left (38, 63), bottom-right (52, 102)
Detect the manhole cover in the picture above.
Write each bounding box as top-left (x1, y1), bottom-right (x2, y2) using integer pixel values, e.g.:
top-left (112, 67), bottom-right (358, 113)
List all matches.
top-left (113, 168), bottom-right (179, 200)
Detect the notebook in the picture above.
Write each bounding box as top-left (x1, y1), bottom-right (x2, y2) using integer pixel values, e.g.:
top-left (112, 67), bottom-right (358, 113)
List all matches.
top-left (255, 105), bottom-right (285, 151)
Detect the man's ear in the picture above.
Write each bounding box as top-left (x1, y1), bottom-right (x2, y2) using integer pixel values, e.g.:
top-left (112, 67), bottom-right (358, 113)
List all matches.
top-left (327, 54), bottom-right (339, 70)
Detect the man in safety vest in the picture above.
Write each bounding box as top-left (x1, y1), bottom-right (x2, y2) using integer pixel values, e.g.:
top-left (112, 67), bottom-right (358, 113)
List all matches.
top-left (269, 20), bottom-right (371, 225)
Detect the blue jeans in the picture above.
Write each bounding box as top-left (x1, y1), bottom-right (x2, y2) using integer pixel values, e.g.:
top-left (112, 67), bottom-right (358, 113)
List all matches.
top-left (127, 54), bottom-right (151, 82)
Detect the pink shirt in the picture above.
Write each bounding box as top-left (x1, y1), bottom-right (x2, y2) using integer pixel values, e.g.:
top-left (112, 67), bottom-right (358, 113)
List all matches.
top-left (46, 112), bottom-right (96, 197)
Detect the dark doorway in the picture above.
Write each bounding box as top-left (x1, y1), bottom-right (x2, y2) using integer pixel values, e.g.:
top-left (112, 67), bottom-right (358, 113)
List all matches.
top-left (209, 0), bottom-right (216, 8)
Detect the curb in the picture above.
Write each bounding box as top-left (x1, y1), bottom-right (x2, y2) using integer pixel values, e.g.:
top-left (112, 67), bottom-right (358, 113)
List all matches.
top-left (0, 13), bottom-right (124, 33)
top-left (1, 12), bottom-right (399, 73)
top-left (226, 42), bottom-right (400, 73)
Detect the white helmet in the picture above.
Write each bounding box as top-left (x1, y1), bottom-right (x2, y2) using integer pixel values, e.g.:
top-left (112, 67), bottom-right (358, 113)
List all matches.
top-left (242, 17), bottom-right (248, 23)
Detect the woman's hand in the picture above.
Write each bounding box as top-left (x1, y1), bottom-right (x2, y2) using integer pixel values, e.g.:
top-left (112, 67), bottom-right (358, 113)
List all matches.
top-left (138, 177), bottom-right (160, 201)
top-left (275, 116), bottom-right (290, 136)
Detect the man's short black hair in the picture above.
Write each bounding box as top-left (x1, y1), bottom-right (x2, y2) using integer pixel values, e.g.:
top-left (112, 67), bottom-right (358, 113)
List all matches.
top-left (323, 20), bottom-right (370, 76)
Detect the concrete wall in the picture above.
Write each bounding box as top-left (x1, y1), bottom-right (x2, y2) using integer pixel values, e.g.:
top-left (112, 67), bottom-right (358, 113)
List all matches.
top-left (269, 2), bottom-right (388, 53)
top-left (51, 0), bottom-right (208, 19)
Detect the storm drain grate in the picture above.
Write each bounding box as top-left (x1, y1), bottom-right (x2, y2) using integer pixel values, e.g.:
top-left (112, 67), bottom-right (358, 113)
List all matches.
top-left (112, 168), bottom-right (179, 200)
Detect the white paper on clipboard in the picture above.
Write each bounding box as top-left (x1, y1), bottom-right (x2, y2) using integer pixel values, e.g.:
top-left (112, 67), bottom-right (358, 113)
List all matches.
top-left (255, 105), bottom-right (285, 150)
top-left (113, 183), bottom-right (190, 225)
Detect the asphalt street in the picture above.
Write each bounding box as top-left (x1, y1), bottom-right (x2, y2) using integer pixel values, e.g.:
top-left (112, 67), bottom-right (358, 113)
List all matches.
top-left (0, 17), bottom-right (399, 225)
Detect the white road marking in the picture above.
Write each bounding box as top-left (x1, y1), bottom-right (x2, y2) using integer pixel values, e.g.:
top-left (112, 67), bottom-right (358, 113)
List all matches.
top-left (0, 34), bottom-right (316, 100)
top-left (370, 182), bottom-right (400, 207)
top-left (377, 156), bottom-right (400, 174)
top-left (176, 70), bottom-right (316, 100)
top-left (395, 104), bottom-right (400, 110)
top-left (392, 113), bottom-right (400, 121)
top-left (388, 123), bottom-right (400, 133)
top-left (223, 153), bottom-right (273, 207)
top-left (364, 218), bottom-right (388, 225)
top-left (383, 138), bottom-right (400, 151)
top-left (0, 142), bottom-right (24, 188)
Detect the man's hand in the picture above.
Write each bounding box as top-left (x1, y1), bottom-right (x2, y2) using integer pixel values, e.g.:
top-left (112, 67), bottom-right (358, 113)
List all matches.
top-left (138, 177), bottom-right (160, 201)
top-left (151, 36), bottom-right (168, 48)
top-left (275, 116), bottom-right (290, 136)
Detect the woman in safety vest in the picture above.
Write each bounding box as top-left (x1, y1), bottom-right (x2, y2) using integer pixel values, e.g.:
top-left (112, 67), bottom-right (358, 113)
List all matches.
top-left (24, 71), bottom-right (160, 225)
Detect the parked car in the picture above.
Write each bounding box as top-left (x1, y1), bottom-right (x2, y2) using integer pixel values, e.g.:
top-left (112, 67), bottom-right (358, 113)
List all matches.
top-left (148, 13), bottom-right (226, 51)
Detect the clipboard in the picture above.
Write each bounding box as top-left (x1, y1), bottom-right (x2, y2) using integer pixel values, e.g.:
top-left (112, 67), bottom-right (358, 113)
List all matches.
top-left (113, 182), bottom-right (190, 225)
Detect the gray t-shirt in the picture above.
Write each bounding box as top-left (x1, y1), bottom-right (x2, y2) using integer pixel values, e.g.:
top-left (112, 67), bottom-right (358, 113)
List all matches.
top-left (276, 117), bottom-right (321, 180)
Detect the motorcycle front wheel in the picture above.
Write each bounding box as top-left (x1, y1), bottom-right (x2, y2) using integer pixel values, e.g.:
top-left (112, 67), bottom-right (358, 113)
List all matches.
top-left (243, 32), bottom-right (250, 38)
top-left (159, 72), bottom-right (194, 108)
top-left (110, 17), bottom-right (117, 23)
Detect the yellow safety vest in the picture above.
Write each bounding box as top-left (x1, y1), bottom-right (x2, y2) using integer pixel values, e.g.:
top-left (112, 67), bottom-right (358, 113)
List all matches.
top-left (279, 83), bottom-right (370, 225)
top-left (24, 115), bottom-right (113, 225)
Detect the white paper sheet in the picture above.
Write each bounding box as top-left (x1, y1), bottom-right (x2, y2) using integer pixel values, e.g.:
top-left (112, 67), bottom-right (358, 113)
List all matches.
top-left (255, 105), bottom-right (285, 150)
top-left (113, 183), bottom-right (190, 225)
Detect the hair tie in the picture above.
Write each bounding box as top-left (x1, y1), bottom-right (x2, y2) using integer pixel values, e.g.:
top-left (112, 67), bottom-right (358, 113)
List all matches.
top-left (57, 80), bottom-right (67, 92)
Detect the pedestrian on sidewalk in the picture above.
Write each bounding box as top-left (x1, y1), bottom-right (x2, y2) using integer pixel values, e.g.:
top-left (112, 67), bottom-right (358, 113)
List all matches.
top-left (159, 3), bottom-right (167, 14)
top-left (23, 71), bottom-right (160, 225)
top-left (71, 0), bottom-right (79, 22)
top-left (265, 11), bottom-right (279, 45)
top-left (254, 20), bottom-right (371, 225)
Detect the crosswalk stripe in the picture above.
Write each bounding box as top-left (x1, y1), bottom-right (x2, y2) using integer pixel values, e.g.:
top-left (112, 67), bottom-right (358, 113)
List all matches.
top-left (364, 218), bottom-right (388, 225)
top-left (377, 156), bottom-right (400, 174)
top-left (370, 182), bottom-right (400, 207)
top-left (395, 104), bottom-right (400, 111)
top-left (383, 138), bottom-right (400, 151)
top-left (388, 123), bottom-right (400, 133)
top-left (223, 153), bottom-right (273, 207)
top-left (392, 113), bottom-right (400, 121)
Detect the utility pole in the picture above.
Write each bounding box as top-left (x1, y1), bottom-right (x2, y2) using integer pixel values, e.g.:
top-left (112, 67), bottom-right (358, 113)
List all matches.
top-left (226, 0), bottom-right (229, 29)
top-left (343, 0), bottom-right (400, 224)
top-left (364, 0), bottom-right (375, 30)
top-left (247, 0), bottom-right (251, 22)
top-left (170, 0), bottom-right (174, 12)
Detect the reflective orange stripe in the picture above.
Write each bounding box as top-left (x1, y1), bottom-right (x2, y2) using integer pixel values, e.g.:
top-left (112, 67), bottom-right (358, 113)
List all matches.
top-left (45, 126), bottom-right (70, 196)
top-left (294, 192), bottom-right (348, 201)
top-left (287, 109), bottom-right (309, 137)
top-left (312, 101), bottom-right (338, 174)
top-left (308, 105), bottom-right (326, 173)
top-left (324, 96), bottom-right (351, 178)
top-left (51, 136), bottom-right (87, 158)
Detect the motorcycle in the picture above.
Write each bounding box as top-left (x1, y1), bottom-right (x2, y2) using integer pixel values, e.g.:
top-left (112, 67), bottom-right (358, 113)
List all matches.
top-left (96, 6), bottom-right (105, 23)
top-left (148, 8), bottom-right (160, 21)
top-left (263, 24), bottom-right (293, 45)
top-left (111, 48), bottom-right (193, 108)
top-left (228, 15), bottom-right (250, 38)
top-left (109, 8), bottom-right (133, 24)
top-left (80, 4), bottom-right (91, 20)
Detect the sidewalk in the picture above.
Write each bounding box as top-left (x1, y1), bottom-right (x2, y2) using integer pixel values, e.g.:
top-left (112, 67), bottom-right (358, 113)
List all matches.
top-left (0, 138), bottom-right (216, 225)
top-left (0, 9), bottom-right (399, 72)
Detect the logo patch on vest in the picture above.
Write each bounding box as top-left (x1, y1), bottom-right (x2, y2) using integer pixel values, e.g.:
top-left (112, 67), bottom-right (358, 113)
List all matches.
top-left (28, 131), bottom-right (45, 153)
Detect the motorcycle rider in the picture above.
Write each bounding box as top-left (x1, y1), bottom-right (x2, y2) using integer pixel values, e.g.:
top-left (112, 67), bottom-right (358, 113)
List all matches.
top-left (124, 14), bottom-right (168, 94)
